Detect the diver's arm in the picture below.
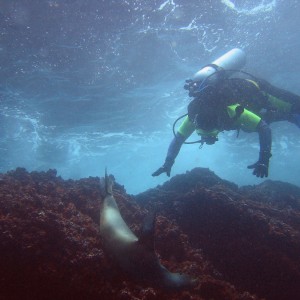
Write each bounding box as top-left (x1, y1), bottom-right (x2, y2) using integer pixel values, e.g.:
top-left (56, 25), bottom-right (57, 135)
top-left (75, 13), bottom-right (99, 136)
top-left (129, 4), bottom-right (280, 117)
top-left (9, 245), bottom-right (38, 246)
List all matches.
top-left (152, 132), bottom-right (185, 177)
top-left (257, 119), bottom-right (272, 154)
top-left (166, 132), bottom-right (185, 163)
top-left (247, 120), bottom-right (272, 178)
top-left (232, 106), bottom-right (272, 177)
top-left (152, 115), bottom-right (194, 177)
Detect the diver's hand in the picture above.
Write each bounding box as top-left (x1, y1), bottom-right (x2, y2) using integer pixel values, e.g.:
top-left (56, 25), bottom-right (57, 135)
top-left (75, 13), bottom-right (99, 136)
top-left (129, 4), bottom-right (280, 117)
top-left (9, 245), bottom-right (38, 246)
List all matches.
top-left (247, 161), bottom-right (269, 178)
top-left (152, 158), bottom-right (174, 177)
top-left (247, 151), bottom-right (271, 178)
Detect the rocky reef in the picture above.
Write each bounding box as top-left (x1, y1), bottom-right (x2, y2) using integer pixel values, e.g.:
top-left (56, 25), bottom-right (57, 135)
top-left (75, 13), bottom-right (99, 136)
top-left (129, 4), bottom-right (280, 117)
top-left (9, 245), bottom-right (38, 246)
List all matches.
top-left (0, 167), bottom-right (299, 300)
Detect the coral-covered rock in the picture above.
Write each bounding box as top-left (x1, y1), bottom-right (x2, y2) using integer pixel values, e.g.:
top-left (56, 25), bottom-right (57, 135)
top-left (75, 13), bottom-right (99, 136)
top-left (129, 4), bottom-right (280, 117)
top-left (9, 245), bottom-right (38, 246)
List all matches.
top-left (241, 179), bottom-right (300, 210)
top-left (1, 167), bottom-right (300, 299)
top-left (136, 168), bottom-right (300, 300)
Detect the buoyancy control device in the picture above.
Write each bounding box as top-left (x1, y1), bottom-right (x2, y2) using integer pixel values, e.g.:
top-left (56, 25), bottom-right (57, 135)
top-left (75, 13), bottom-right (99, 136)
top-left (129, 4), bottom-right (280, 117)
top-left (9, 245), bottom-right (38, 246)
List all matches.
top-left (177, 48), bottom-right (247, 145)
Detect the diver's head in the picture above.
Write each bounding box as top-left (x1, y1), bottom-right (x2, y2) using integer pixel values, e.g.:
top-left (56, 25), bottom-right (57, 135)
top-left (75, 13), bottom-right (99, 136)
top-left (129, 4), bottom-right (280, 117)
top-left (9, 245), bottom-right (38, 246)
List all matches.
top-left (188, 97), bottom-right (218, 131)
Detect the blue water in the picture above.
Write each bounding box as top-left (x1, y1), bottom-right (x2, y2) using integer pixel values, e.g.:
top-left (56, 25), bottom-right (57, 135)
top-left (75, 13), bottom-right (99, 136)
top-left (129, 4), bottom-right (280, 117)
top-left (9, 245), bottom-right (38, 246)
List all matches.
top-left (1, 0), bottom-right (300, 194)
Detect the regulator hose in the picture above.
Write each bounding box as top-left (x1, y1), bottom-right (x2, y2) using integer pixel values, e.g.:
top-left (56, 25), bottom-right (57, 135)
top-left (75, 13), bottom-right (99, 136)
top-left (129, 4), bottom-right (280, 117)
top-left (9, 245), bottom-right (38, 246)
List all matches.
top-left (172, 113), bottom-right (202, 144)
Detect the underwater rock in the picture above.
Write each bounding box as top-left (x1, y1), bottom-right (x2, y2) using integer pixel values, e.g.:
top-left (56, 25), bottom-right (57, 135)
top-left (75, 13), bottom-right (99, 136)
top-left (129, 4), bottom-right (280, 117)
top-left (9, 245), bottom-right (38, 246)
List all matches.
top-left (136, 167), bottom-right (300, 300)
top-left (1, 167), bottom-right (299, 299)
top-left (240, 179), bottom-right (300, 210)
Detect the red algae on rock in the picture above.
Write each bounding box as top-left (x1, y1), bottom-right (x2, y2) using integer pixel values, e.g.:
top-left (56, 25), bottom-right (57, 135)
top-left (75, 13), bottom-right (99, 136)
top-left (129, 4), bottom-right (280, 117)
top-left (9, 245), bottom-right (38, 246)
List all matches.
top-left (1, 167), bottom-right (300, 299)
top-left (136, 168), bottom-right (300, 300)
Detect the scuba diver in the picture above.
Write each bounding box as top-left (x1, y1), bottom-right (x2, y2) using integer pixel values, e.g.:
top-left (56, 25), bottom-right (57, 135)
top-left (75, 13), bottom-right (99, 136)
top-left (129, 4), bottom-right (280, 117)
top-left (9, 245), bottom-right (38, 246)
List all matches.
top-left (152, 48), bottom-right (300, 179)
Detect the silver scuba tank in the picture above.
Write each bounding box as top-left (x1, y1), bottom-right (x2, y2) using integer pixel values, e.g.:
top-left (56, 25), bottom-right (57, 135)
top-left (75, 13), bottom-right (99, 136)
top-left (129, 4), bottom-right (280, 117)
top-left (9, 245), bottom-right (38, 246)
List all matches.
top-left (193, 48), bottom-right (246, 82)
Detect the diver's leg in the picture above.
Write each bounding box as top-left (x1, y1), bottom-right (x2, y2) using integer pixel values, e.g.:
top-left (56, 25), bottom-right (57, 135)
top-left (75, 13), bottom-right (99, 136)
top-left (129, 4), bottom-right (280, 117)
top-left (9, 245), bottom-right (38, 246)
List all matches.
top-left (289, 103), bottom-right (300, 128)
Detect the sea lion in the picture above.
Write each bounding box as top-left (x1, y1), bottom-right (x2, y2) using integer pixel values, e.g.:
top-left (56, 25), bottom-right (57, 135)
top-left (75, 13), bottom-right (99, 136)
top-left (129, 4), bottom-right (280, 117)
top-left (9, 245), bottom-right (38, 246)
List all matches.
top-left (99, 170), bottom-right (196, 290)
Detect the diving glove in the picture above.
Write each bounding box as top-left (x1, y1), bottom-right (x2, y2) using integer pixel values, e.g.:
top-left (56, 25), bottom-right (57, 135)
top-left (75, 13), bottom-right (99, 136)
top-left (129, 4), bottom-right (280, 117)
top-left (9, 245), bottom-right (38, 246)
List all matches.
top-left (247, 151), bottom-right (272, 178)
top-left (152, 158), bottom-right (174, 177)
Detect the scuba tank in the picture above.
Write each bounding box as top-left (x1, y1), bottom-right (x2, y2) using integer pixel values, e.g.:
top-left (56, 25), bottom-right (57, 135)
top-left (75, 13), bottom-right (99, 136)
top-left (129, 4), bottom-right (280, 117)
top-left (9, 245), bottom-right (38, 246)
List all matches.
top-left (185, 48), bottom-right (246, 97)
top-left (193, 48), bottom-right (246, 82)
